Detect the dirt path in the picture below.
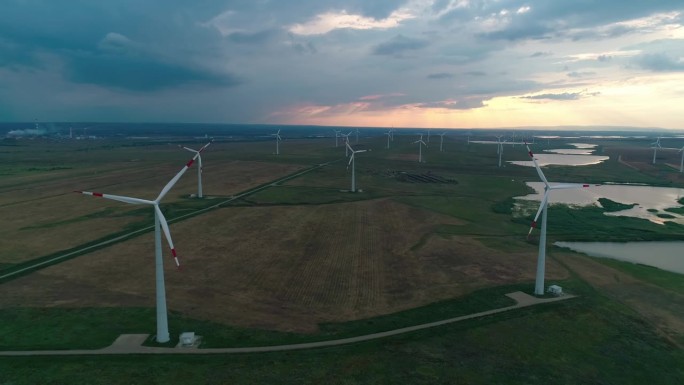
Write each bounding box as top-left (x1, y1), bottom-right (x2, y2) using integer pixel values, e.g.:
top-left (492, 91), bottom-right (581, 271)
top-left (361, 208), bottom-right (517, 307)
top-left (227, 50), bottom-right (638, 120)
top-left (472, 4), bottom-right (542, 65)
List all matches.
top-left (0, 291), bottom-right (574, 356)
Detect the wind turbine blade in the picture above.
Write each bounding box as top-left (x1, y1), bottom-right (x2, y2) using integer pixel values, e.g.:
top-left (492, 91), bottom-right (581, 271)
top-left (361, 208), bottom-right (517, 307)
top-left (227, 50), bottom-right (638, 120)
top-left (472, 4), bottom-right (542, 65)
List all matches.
top-left (181, 146), bottom-right (197, 153)
top-left (346, 141), bottom-right (353, 152)
top-left (198, 140), bottom-right (213, 152)
top-left (525, 143), bottom-right (550, 187)
top-left (156, 152), bottom-right (200, 202)
top-left (527, 191), bottom-right (549, 238)
top-left (155, 205), bottom-right (180, 267)
top-left (75, 191), bottom-right (153, 205)
top-left (347, 154), bottom-right (354, 169)
top-left (355, 150), bottom-right (367, 153)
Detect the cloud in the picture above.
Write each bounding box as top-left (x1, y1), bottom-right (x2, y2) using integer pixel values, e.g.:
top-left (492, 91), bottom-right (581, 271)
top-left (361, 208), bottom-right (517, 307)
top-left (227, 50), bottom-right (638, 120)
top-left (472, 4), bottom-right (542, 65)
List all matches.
top-left (465, 71), bottom-right (486, 76)
top-left (418, 98), bottom-right (486, 110)
top-left (530, 51), bottom-right (552, 58)
top-left (634, 53), bottom-right (684, 71)
top-left (519, 90), bottom-right (600, 101)
top-left (288, 9), bottom-right (414, 35)
top-left (372, 34), bottom-right (429, 56)
top-left (567, 71), bottom-right (597, 78)
top-left (426, 72), bottom-right (453, 79)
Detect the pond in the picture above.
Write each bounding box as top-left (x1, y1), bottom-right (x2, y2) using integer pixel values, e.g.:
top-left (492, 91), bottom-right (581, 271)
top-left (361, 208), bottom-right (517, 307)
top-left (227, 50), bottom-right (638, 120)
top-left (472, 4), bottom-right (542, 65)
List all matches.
top-left (555, 241), bottom-right (684, 274)
top-left (516, 183), bottom-right (684, 225)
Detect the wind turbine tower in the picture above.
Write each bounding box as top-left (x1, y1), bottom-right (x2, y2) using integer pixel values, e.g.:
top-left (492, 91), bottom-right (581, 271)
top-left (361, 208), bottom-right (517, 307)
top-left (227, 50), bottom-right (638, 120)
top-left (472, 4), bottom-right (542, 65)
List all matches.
top-left (439, 132), bottom-right (446, 152)
top-left (346, 142), bottom-right (367, 192)
top-left (413, 135), bottom-right (427, 163)
top-left (179, 140), bottom-right (213, 198)
top-left (75, 143), bottom-right (210, 342)
top-left (385, 130), bottom-right (391, 149)
top-left (651, 137), bottom-right (662, 164)
top-left (525, 143), bottom-right (597, 295)
top-left (273, 129), bottom-right (282, 155)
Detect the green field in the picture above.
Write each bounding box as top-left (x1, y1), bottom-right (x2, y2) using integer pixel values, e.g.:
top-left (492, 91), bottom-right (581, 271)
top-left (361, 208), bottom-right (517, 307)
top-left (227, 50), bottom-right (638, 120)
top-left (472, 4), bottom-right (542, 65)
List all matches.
top-left (1, 133), bottom-right (683, 383)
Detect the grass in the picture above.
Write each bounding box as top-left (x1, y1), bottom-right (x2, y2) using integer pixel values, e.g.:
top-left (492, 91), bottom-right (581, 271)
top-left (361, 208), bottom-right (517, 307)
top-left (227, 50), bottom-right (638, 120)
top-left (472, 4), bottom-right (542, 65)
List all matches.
top-left (1, 136), bottom-right (684, 384)
top-left (1, 281), bottom-right (682, 384)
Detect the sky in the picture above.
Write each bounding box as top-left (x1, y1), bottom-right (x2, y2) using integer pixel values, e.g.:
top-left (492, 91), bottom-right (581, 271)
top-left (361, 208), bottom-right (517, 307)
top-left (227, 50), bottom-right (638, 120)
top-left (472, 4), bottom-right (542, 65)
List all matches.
top-left (1, 0), bottom-right (683, 129)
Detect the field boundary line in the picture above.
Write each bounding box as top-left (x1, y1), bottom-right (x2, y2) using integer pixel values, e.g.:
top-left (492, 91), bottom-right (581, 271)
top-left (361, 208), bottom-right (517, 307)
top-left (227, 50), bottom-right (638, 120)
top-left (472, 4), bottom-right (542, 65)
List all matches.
top-left (0, 161), bottom-right (339, 282)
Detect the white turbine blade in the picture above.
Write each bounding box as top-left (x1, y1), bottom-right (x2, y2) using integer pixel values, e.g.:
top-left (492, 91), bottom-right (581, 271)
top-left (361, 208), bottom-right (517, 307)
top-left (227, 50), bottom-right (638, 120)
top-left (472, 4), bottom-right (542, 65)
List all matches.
top-left (75, 191), bottom-right (153, 205)
top-left (355, 149), bottom-right (367, 154)
top-left (346, 141), bottom-right (354, 152)
top-left (181, 146), bottom-right (198, 153)
top-left (527, 191), bottom-right (549, 237)
top-left (155, 205), bottom-right (180, 267)
top-left (347, 153), bottom-right (354, 169)
top-left (525, 143), bottom-right (550, 187)
top-left (156, 152), bottom-right (201, 202)
top-left (198, 140), bottom-right (213, 152)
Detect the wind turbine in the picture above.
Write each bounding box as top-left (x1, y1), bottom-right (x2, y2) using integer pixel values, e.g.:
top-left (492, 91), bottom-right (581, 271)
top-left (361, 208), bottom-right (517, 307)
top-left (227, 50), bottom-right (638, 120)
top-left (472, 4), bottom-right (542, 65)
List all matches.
top-left (333, 129), bottom-right (341, 147)
top-left (679, 146), bottom-right (684, 173)
top-left (346, 142), bottom-right (367, 192)
top-left (497, 137), bottom-right (507, 167)
top-left (439, 132), bottom-right (446, 152)
top-left (178, 140), bottom-right (213, 198)
top-left (413, 135), bottom-right (427, 163)
top-left (525, 143), bottom-right (596, 296)
top-left (75, 144), bottom-right (209, 343)
top-left (273, 129), bottom-right (282, 155)
top-left (385, 130), bottom-right (392, 149)
top-left (341, 131), bottom-right (352, 156)
top-left (355, 128), bottom-right (360, 144)
top-left (651, 137), bottom-right (662, 164)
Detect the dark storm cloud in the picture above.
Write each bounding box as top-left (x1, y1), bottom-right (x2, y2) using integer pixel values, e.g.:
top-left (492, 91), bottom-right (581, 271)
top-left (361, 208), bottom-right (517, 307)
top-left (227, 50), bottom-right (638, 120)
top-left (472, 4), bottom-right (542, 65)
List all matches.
top-left (66, 51), bottom-right (241, 91)
top-left (427, 72), bottom-right (453, 79)
top-left (372, 35), bottom-right (429, 56)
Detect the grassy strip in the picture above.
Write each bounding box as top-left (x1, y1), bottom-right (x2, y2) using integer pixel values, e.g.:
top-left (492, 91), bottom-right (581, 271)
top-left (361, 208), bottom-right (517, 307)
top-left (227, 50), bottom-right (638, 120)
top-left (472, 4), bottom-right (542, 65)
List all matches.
top-left (1, 282), bottom-right (682, 384)
top-left (0, 284), bottom-right (521, 351)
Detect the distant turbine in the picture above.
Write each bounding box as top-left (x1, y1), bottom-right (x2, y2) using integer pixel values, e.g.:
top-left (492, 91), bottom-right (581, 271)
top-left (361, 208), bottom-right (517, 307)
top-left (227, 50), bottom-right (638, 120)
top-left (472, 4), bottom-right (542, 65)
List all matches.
top-left (439, 132), bottom-right (446, 152)
top-left (385, 130), bottom-right (391, 149)
top-left (346, 142), bottom-right (367, 192)
top-left (525, 143), bottom-right (597, 296)
top-left (178, 140), bottom-right (213, 198)
top-left (75, 148), bottom-right (207, 342)
top-left (333, 129), bottom-right (341, 147)
top-left (341, 131), bottom-right (352, 156)
top-left (651, 137), bottom-right (662, 164)
top-left (497, 137), bottom-right (507, 167)
top-left (273, 129), bottom-right (282, 155)
top-left (413, 135), bottom-right (427, 163)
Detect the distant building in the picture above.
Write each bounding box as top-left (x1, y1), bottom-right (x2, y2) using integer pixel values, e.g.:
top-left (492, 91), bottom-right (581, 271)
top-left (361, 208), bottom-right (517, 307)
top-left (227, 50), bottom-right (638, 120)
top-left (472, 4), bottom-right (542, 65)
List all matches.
top-left (547, 285), bottom-right (563, 296)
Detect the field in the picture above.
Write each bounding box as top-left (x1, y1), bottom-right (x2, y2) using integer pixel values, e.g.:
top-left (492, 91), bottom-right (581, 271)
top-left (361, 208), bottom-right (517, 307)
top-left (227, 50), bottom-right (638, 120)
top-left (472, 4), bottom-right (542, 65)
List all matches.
top-left (1, 131), bottom-right (683, 383)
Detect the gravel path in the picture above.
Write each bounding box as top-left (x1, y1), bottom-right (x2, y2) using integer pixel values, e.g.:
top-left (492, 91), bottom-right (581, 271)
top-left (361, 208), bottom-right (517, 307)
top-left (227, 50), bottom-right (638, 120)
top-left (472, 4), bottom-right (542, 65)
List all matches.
top-left (0, 291), bottom-right (574, 356)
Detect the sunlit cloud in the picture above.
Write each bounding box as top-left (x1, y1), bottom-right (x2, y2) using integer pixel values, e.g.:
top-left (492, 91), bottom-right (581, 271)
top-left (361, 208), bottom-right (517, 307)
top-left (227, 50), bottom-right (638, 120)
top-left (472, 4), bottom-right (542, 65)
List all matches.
top-left (288, 9), bottom-right (415, 35)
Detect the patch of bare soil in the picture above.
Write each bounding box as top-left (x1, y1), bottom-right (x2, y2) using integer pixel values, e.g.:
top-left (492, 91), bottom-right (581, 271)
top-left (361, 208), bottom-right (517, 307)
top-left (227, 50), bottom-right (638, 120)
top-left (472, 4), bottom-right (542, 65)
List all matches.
top-left (557, 252), bottom-right (684, 342)
top-left (0, 198), bottom-right (551, 333)
top-left (0, 160), bottom-right (303, 264)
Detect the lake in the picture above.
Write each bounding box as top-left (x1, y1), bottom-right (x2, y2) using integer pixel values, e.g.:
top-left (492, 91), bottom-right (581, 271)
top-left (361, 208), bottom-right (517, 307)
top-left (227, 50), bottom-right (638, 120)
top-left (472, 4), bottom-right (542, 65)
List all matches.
top-left (555, 241), bottom-right (684, 274)
top-left (516, 182), bottom-right (684, 225)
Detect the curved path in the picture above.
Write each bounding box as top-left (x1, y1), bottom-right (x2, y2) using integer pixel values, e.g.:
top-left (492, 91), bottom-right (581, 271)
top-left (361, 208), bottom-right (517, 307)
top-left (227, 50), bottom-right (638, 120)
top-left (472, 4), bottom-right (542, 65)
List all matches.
top-left (0, 292), bottom-right (575, 356)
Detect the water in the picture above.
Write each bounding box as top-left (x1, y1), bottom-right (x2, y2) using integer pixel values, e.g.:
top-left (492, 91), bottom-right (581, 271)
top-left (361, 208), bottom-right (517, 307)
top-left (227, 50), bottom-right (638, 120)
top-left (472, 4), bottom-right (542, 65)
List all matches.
top-left (555, 241), bottom-right (684, 274)
top-left (509, 154), bottom-right (609, 167)
top-left (544, 149), bottom-right (595, 155)
top-left (516, 183), bottom-right (684, 225)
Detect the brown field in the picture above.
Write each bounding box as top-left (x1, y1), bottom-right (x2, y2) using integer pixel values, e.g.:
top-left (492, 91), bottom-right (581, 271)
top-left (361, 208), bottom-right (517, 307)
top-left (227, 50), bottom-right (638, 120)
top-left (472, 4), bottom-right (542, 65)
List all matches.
top-left (0, 153), bottom-right (304, 264)
top-left (0, 198), bottom-right (567, 332)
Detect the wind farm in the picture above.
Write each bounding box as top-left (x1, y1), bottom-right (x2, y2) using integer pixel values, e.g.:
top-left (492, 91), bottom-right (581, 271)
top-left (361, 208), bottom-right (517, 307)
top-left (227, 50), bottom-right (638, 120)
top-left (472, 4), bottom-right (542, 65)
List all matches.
top-left (1, 125), bottom-right (684, 384)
